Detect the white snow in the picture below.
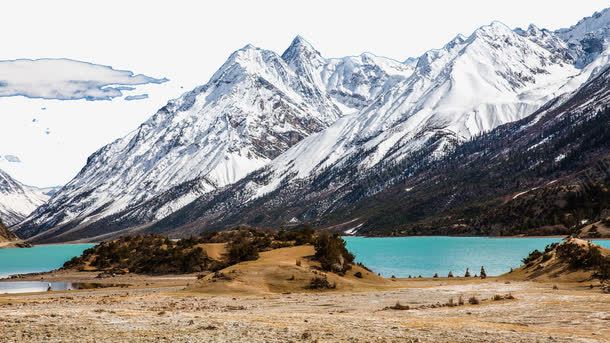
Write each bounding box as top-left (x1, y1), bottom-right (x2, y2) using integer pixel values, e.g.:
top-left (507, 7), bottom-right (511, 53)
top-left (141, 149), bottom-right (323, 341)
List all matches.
top-left (22, 9), bottom-right (610, 237)
top-left (344, 223), bottom-right (363, 235)
top-left (23, 36), bottom-right (414, 231)
top-left (0, 169), bottom-right (49, 226)
top-left (251, 22), bottom-right (589, 200)
top-left (512, 187), bottom-right (540, 200)
top-left (555, 153), bottom-right (567, 162)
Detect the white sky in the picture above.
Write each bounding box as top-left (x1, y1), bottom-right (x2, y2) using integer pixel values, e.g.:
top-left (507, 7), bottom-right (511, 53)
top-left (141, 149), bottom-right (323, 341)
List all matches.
top-left (0, 0), bottom-right (608, 187)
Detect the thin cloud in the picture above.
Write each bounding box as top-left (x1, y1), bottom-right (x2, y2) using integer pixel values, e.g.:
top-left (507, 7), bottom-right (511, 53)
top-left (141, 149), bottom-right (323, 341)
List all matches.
top-left (125, 94), bottom-right (149, 101)
top-left (2, 155), bottom-right (21, 163)
top-left (0, 58), bottom-right (167, 101)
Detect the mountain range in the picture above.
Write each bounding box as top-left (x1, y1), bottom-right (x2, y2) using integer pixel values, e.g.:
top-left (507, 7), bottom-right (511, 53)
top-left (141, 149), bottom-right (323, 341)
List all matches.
top-left (11, 7), bottom-right (610, 242)
top-left (0, 169), bottom-right (52, 227)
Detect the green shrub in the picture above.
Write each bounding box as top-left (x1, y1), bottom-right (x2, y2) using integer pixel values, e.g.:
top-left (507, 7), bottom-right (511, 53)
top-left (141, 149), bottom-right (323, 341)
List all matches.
top-left (63, 235), bottom-right (214, 275)
top-left (313, 232), bottom-right (354, 273)
top-left (555, 241), bottom-right (610, 280)
top-left (522, 250), bottom-right (543, 265)
top-left (277, 225), bottom-right (315, 245)
top-left (307, 276), bottom-right (336, 289)
top-left (226, 236), bottom-right (259, 264)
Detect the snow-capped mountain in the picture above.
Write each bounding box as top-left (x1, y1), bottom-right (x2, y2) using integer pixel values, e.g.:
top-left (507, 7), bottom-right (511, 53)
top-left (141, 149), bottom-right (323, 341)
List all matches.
top-left (18, 7), bottom-right (610, 243)
top-left (211, 22), bottom-right (585, 202)
top-left (556, 7), bottom-right (610, 67)
top-left (136, 19), bottom-right (610, 236)
top-left (284, 36), bottom-right (414, 112)
top-left (16, 37), bottom-right (414, 241)
top-left (0, 169), bottom-right (50, 226)
top-left (344, 58), bottom-right (610, 236)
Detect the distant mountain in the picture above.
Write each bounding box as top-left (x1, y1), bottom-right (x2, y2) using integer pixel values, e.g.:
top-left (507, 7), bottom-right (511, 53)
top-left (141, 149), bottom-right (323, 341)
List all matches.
top-left (0, 169), bottom-right (50, 226)
top-left (556, 7), bottom-right (610, 67)
top-left (16, 37), bottom-right (414, 242)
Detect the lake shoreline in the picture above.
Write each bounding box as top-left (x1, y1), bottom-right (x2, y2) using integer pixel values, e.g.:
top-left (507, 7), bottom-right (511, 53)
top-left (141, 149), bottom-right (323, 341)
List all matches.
top-left (2, 240), bottom-right (609, 342)
top-left (0, 243), bottom-right (94, 280)
top-left (346, 234), bottom-right (610, 239)
top-left (20, 233), bottom-right (610, 247)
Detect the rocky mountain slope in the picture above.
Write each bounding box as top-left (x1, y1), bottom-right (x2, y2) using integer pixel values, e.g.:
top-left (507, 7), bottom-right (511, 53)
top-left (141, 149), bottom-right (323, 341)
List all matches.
top-left (15, 37), bottom-right (413, 242)
top-left (17, 7), bottom-right (610, 242)
top-left (0, 218), bottom-right (17, 244)
top-left (0, 169), bottom-right (50, 226)
top-left (331, 63), bottom-right (610, 236)
top-left (122, 20), bottom-right (610, 238)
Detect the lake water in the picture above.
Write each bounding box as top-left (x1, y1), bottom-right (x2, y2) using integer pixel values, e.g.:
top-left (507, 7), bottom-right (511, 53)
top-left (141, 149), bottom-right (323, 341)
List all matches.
top-left (0, 281), bottom-right (128, 294)
top-left (344, 236), bottom-right (610, 277)
top-left (0, 244), bottom-right (94, 279)
top-left (1, 238), bottom-right (609, 281)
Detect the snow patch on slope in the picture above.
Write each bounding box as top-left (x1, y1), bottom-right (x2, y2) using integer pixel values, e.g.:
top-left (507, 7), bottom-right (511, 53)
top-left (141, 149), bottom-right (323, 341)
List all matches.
top-left (0, 169), bottom-right (49, 226)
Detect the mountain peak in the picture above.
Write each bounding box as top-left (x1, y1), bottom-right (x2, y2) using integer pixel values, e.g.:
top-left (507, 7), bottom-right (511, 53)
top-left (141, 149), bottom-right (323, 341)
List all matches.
top-left (285, 35), bottom-right (316, 53)
top-left (208, 43), bottom-right (280, 83)
top-left (556, 6), bottom-right (610, 43)
top-left (282, 35), bottom-right (325, 70)
top-left (0, 168), bottom-right (50, 226)
top-left (241, 43), bottom-right (257, 50)
top-left (472, 21), bottom-right (514, 39)
top-left (516, 23), bottom-right (544, 36)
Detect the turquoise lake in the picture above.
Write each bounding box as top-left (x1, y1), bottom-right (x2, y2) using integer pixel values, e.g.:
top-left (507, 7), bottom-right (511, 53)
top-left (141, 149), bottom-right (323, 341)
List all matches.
top-left (344, 236), bottom-right (610, 277)
top-left (1, 238), bottom-right (610, 279)
top-left (0, 244), bottom-right (94, 278)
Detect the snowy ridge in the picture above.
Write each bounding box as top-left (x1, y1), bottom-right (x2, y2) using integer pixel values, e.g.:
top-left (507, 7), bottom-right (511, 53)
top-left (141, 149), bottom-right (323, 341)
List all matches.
top-left (248, 22), bottom-right (585, 199)
top-left (556, 7), bottom-right (610, 67)
top-left (93, 14), bottom-right (610, 238)
top-left (18, 7), bottom-right (610, 242)
top-left (0, 169), bottom-right (49, 226)
top-left (16, 37), bottom-right (415, 240)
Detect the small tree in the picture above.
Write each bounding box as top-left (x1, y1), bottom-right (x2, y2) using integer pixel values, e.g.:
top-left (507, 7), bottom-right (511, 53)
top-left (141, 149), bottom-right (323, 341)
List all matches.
top-left (464, 268), bottom-right (471, 277)
top-left (480, 266), bottom-right (487, 279)
top-left (448, 271), bottom-right (454, 278)
top-left (226, 236), bottom-right (259, 264)
top-left (314, 232), bottom-right (354, 273)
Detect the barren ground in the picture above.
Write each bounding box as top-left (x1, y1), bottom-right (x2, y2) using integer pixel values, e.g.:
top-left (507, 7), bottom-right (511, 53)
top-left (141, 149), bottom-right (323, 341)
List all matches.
top-left (1, 271), bottom-right (609, 342)
top-left (1, 245), bottom-right (609, 342)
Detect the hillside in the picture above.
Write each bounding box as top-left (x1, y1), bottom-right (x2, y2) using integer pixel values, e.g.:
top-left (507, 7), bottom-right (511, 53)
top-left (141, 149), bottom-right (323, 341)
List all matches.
top-left (191, 245), bottom-right (386, 294)
top-left (16, 7), bottom-right (610, 242)
top-left (0, 219), bottom-right (16, 243)
top-left (505, 238), bottom-right (610, 283)
top-left (578, 218), bottom-right (610, 238)
top-left (139, 64), bottom-right (610, 238)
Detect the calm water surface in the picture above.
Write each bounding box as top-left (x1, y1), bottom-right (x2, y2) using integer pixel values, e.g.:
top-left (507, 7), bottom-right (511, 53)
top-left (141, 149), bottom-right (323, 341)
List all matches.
top-left (2, 238), bottom-right (609, 282)
top-left (0, 244), bottom-right (94, 278)
top-left (344, 236), bottom-right (610, 277)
